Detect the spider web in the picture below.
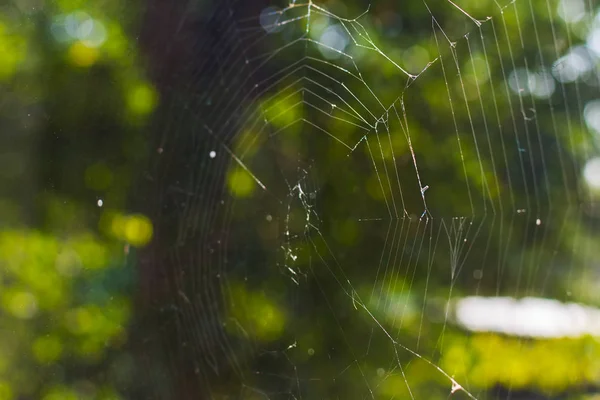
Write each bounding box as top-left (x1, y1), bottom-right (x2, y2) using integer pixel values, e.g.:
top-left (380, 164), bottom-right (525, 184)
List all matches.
top-left (139, 0), bottom-right (600, 398)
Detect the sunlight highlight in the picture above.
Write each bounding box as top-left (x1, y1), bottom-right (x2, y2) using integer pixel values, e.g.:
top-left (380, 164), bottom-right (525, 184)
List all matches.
top-left (583, 157), bottom-right (600, 190)
top-left (455, 296), bottom-right (600, 338)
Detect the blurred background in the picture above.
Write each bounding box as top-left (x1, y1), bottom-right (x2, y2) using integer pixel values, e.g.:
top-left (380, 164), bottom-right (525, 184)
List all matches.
top-left (3, 0), bottom-right (600, 399)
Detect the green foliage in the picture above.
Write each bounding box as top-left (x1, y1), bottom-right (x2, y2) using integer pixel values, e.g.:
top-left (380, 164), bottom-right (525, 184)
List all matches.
top-left (0, 0), bottom-right (154, 397)
top-left (440, 333), bottom-right (600, 395)
top-left (0, 230), bottom-right (130, 399)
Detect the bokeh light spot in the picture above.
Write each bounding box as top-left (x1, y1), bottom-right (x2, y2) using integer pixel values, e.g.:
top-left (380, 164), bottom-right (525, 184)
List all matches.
top-left (583, 157), bottom-right (600, 190)
top-left (260, 6), bottom-right (283, 33)
top-left (557, 0), bottom-right (586, 23)
top-left (552, 48), bottom-right (593, 83)
top-left (33, 335), bottom-right (63, 364)
top-left (465, 53), bottom-right (490, 85)
top-left (584, 100), bottom-right (600, 134)
top-left (227, 167), bottom-right (256, 197)
top-left (0, 22), bottom-right (27, 80)
top-left (6, 291), bottom-right (38, 319)
top-left (108, 213), bottom-right (154, 246)
top-left (126, 83), bottom-right (158, 116)
top-left (123, 214), bottom-right (153, 246)
top-left (227, 284), bottom-right (286, 341)
top-left (67, 41), bottom-right (99, 67)
top-left (508, 68), bottom-right (536, 94)
top-left (403, 45), bottom-right (430, 74)
top-left (318, 24), bottom-right (349, 60)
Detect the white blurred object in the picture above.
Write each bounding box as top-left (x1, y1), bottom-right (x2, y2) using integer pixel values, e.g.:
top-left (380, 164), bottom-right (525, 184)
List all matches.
top-left (584, 157), bottom-right (600, 190)
top-left (455, 296), bottom-right (600, 338)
